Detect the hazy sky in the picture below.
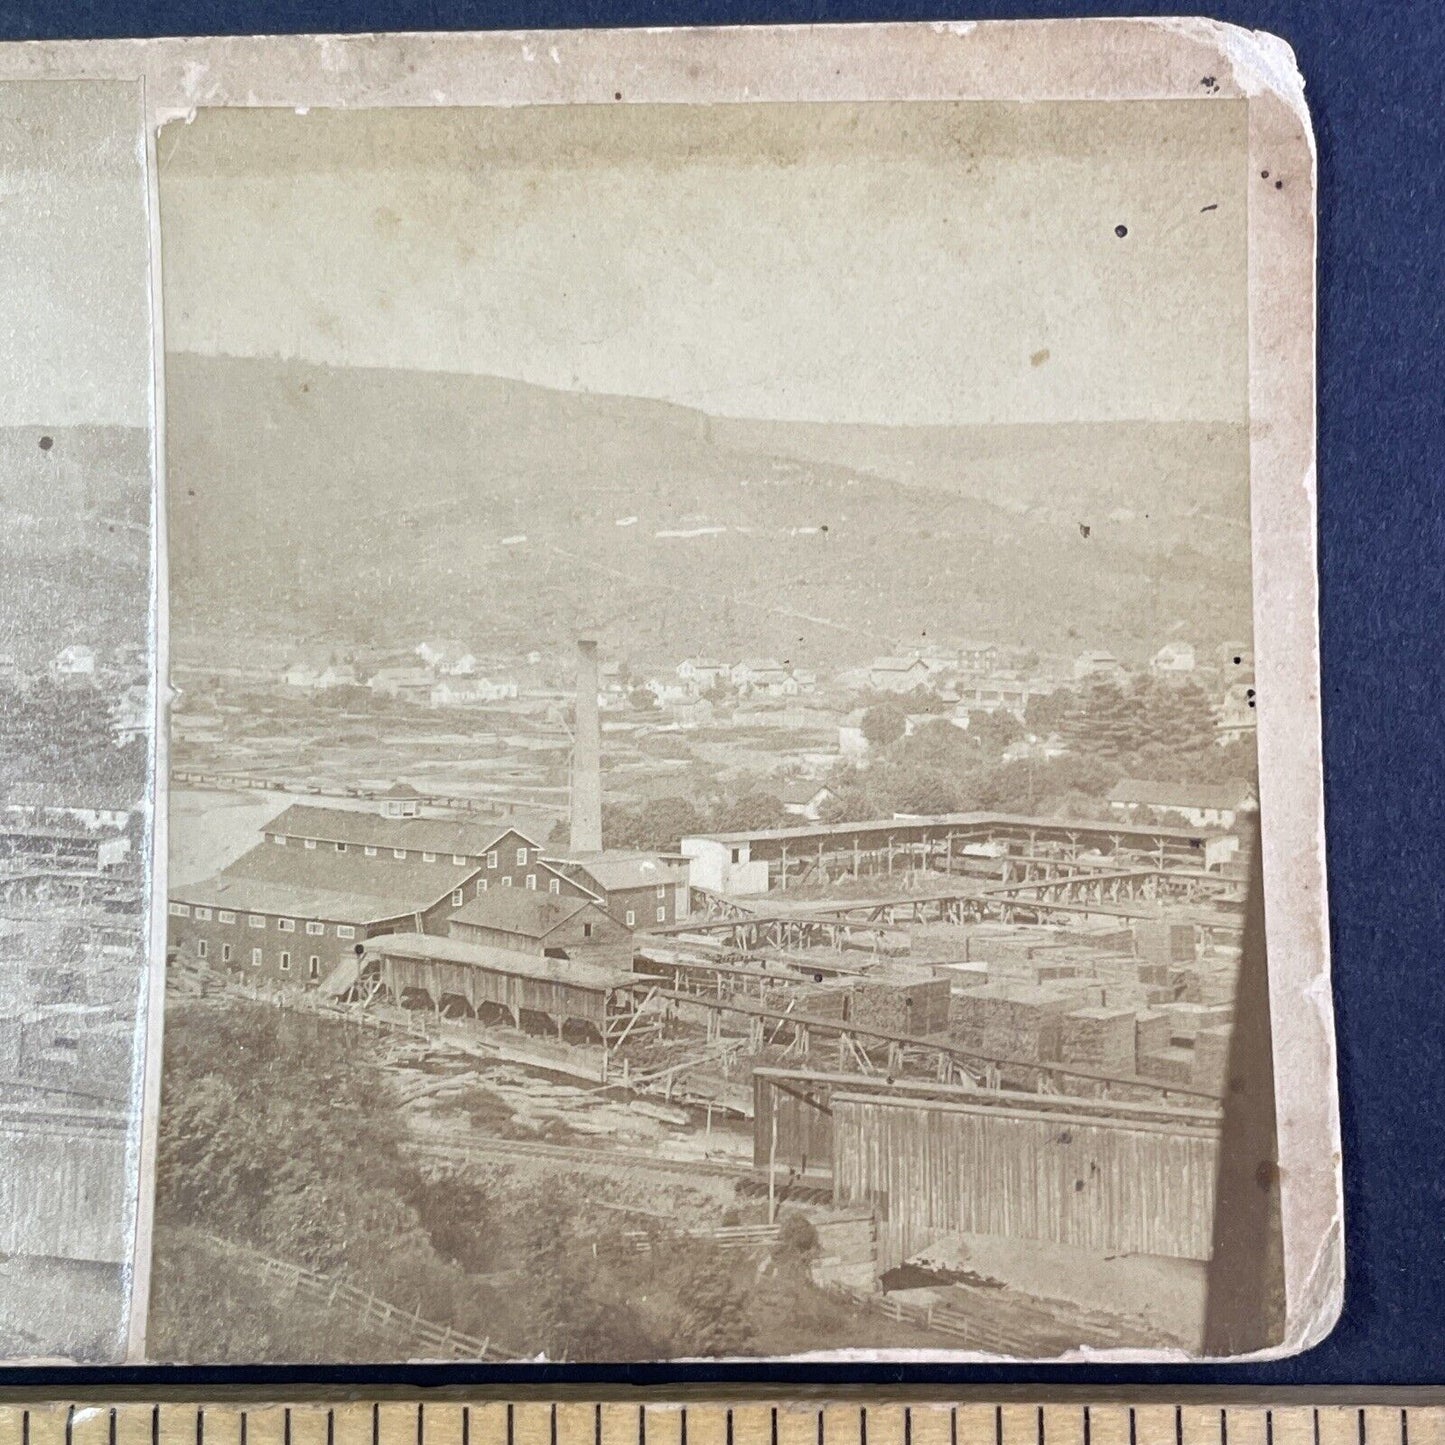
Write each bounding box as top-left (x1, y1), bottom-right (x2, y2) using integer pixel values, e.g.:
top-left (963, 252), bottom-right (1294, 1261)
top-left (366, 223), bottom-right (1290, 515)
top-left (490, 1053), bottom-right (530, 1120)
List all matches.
top-left (0, 81), bottom-right (151, 427)
top-left (159, 100), bottom-right (1248, 428)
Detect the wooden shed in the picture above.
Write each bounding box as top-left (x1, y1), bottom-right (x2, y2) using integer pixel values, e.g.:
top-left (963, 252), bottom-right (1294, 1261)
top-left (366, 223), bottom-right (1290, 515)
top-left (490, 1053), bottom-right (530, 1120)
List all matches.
top-left (830, 1088), bottom-right (1220, 1267)
top-left (372, 932), bottom-right (637, 1042)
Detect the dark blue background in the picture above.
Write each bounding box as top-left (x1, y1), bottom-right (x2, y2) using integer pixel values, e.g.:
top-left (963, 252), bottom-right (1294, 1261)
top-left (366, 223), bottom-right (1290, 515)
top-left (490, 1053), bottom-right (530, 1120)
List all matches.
top-left (4, 0), bottom-right (1441, 1391)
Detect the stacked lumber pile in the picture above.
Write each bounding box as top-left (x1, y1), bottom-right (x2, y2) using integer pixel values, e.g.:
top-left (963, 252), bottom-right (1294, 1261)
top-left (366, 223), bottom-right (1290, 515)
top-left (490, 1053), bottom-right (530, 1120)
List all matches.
top-left (1166, 1001), bottom-right (1233, 1044)
top-left (950, 982), bottom-right (1080, 1061)
top-left (1136, 1044), bottom-right (1195, 1086)
top-left (1134, 1010), bottom-right (1173, 1063)
top-left (1133, 919), bottom-right (1198, 966)
top-left (781, 980), bottom-right (851, 1020)
top-left (1058, 1006), bottom-right (1137, 1074)
top-left (849, 969), bottom-right (951, 1036)
top-left (1191, 1024), bottom-right (1233, 1093)
top-left (1181, 950), bottom-right (1241, 1006)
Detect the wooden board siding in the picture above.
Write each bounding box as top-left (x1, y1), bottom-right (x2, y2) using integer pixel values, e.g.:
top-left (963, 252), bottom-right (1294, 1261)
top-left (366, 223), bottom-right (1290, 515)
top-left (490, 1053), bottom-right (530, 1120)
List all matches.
top-left (449, 912), bottom-right (634, 972)
top-left (753, 1071), bottom-right (837, 1173)
top-left (375, 942), bottom-right (618, 1034)
top-left (831, 1093), bottom-right (1219, 1267)
top-left (168, 909), bottom-right (362, 988)
top-left (0, 1113), bottom-right (128, 1262)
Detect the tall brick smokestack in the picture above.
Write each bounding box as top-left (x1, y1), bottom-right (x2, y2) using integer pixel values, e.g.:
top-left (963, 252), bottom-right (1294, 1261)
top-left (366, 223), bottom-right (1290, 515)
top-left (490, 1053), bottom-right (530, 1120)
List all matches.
top-left (570, 636), bottom-right (603, 854)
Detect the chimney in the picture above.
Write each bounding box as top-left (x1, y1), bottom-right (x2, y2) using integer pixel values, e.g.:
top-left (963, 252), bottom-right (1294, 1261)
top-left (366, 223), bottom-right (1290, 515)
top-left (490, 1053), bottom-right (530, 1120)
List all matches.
top-left (570, 636), bottom-right (603, 854)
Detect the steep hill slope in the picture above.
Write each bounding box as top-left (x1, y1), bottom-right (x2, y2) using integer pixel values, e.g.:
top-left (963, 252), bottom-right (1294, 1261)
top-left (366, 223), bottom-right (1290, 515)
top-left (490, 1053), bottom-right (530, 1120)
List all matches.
top-left (166, 353), bottom-right (1252, 666)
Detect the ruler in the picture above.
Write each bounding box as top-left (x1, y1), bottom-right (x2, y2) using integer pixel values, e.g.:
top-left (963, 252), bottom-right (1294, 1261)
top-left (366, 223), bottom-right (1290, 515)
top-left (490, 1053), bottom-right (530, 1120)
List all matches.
top-left (0, 1404), bottom-right (1440, 1445)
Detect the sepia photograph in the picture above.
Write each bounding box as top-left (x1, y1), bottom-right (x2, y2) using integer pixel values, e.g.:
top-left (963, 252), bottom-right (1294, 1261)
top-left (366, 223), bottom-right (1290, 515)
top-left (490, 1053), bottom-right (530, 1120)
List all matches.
top-left (147, 89), bottom-right (1296, 1362)
top-left (0, 78), bottom-right (155, 1362)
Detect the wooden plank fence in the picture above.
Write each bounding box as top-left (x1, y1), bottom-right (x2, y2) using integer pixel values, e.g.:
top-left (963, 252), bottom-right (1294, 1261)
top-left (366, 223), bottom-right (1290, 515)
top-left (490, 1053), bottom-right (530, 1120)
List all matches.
top-left (203, 1235), bottom-right (521, 1361)
top-left (836, 1283), bottom-right (1038, 1356)
top-left (622, 1221), bottom-right (782, 1254)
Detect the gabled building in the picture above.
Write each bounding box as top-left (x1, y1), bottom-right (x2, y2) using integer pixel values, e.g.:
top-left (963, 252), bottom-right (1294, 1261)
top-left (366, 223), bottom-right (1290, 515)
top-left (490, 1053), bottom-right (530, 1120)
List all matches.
top-left (956, 641), bottom-right (1000, 675)
top-left (676, 657), bottom-right (731, 693)
top-left (447, 889), bottom-right (632, 968)
top-left (868, 657), bottom-right (933, 694)
top-left (1073, 649), bottom-right (1126, 682)
top-left (730, 658), bottom-right (791, 695)
top-left (1107, 778), bottom-right (1259, 830)
top-left (52, 644), bottom-right (96, 679)
top-left (167, 847), bottom-right (486, 990)
top-left (261, 803), bottom-right (545, 874)
top-left (545, 851), bottom-right (690, 929)
top-left (952, 674), bottom-right (1039, 722)
top-left (780, 780), bottom-right (838, 822)
top-left (1150, 643), bottom-right (1197, 677)
top-left (368, 667), bottom-right (435, 705)
top-left (376, 783), bottom-right (425, 818)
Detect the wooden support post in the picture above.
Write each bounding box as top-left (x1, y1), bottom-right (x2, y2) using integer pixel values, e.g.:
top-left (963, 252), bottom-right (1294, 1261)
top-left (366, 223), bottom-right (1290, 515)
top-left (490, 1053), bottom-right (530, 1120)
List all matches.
top-left (768, 1103), bottom-right (779, 1225)
top-left (780, 844), bottom-right (789, 891)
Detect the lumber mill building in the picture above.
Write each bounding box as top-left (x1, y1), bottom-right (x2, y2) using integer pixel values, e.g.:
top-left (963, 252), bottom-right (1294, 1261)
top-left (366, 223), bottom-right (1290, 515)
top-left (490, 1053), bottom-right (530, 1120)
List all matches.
top-left (448, 888), bottom-right (633, 969)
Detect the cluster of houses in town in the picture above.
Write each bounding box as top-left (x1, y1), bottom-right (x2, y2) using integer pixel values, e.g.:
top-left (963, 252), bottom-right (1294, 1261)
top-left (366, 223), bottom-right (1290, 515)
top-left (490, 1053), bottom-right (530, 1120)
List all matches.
top-left (261, 634), bottom-right (1258, 766)
top-left (0, 643), bottom-right (150, 749)
top-left (280, 644), bottom-right (522, 710)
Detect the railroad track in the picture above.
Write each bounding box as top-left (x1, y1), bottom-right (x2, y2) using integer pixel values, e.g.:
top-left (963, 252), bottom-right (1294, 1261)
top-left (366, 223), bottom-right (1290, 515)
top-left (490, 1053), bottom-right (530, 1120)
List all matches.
top-left (408, 1130), bottom-right (753, 1181)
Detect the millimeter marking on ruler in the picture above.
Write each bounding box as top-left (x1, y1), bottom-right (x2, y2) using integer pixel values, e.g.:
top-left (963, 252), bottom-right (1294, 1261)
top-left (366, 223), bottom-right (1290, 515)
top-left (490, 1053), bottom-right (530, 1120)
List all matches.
top-left (1, 1403), bottom-right (1444, 1445)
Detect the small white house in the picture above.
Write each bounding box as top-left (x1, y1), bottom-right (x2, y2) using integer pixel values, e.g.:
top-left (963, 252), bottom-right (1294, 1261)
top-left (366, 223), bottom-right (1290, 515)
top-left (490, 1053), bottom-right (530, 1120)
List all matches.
top-left (53, 644), bottom-right (96, 678)
top-left (1107, 778), bottom-right (1259, 830)
top-left (868, 657), bottom-right (933, 694)
top-left (780, 781), bottom-right (838, 822)
top-left (680, 836), bottom-right (771, 896)
top-left (1150, 643), bottom-right (1197, 676)
top-left (1073, 649), bottom-right (1126, 682)
top-left (676, 657), bottom-right (732, 693)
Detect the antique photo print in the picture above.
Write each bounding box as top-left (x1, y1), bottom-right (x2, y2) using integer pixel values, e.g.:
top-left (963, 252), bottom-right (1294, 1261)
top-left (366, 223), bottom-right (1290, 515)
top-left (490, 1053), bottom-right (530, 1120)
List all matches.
top-left (0, 19), bottom-right (1332, 1365)
top-left (147, 46), bottom-right (1328, 1364)
top-left (0, 78), bottom-right (154, 1361)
